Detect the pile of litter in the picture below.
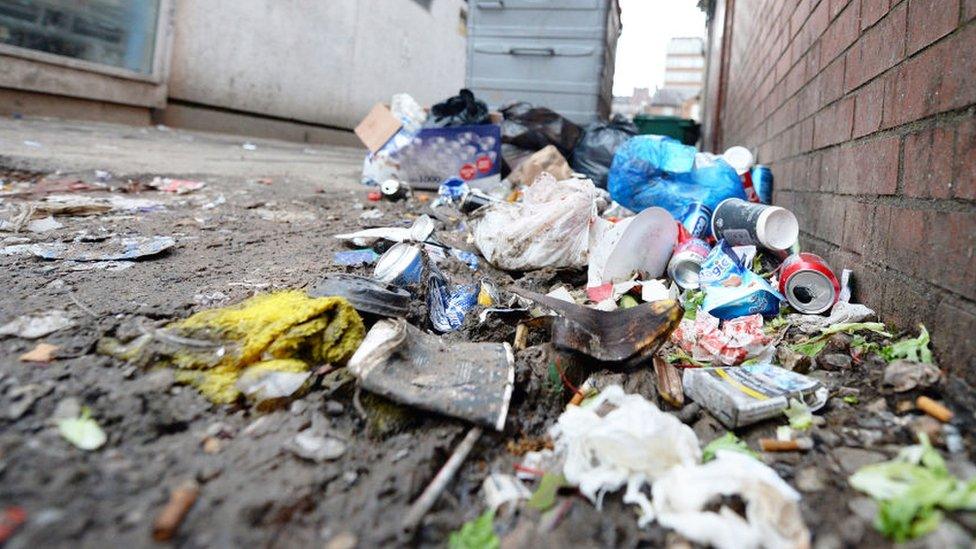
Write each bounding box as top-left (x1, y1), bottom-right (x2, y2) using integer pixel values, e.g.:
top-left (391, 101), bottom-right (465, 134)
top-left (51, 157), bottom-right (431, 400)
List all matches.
top-left (4, 89), bottom-right (966, 547)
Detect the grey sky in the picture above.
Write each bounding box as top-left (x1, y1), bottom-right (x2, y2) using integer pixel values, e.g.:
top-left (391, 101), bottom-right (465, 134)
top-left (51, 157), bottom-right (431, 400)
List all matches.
top-left (613, 0), bottom-right (707, 96)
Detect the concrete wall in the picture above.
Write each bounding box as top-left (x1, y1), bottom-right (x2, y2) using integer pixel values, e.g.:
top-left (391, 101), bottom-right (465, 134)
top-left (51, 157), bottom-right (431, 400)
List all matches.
top-left (167, 0), bottom-right (468, 130)
top-left (703, 0), bottom-right (975, 384)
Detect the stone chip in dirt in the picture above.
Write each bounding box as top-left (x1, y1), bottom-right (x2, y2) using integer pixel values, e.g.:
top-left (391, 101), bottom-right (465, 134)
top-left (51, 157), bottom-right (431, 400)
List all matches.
top-left (0, 310), bottom-right (75, 339)
top-left (288, 431), bottom-right (347, 462)
top-left (882, 360), bottom-right (942, 393)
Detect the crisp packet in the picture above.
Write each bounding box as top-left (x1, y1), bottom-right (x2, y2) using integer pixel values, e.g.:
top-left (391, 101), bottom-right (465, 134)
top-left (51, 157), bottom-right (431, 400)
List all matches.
top-left (698, 240), bottom-right (782, 319)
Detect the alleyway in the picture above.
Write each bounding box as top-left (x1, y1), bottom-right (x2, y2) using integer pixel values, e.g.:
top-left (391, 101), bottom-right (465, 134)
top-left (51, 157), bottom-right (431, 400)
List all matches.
top-left (1, 117), bottom-right (973, 548)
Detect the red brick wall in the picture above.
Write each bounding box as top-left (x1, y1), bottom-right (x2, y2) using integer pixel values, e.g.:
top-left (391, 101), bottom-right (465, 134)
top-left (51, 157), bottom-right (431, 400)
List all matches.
top-left (703, 0), bottom-right (975, 382)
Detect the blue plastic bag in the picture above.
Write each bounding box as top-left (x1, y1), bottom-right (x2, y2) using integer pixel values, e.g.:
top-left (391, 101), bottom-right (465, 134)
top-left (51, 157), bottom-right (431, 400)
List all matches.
top-left (607, 135), bottom-right (747, 219)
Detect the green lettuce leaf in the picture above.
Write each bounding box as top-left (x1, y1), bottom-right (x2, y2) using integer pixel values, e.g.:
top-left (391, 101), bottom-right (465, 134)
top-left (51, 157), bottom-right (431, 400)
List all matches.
top-left (448, 510), bottom-right (499, 549)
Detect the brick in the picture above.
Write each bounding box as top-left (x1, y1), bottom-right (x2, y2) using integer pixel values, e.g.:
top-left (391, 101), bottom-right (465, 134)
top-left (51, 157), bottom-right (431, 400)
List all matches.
top-left (818, 194), bottom-right (848, 244)
top-left (903, 125), bottom-right (955, 198)
top-left (819, 56), bottom-right (846, 107)
top-left (836, 136), bottom-right (900, 194)
top-left (930, 210), bottom-right (976, 297)
top-left (797, 79), bottom-right (820, 120)
top-left (819, 146), bottom-right (841, 191)
top-left (966, 0), bottom-right (976, 20)
top-left (883, 207), bottom-right (931, 278)
top-left (882, 275), bottom-right (940, 330)
top-left (848, 262), bottom-right (886, 309)
top-left (933, 300), bottom-right (976, 381)
top-left (808, 0), bottom-right (831, 40)
top-left (906, 0), bottom-right (960, 55)
top-left (792, 0), bottom-right (813, 38)
top-left (883, 23), bottom-right (976, 128)
top-left (830, 0), bottom-right (853, 20)
top-left (813, 97), bottom-right (855, 148)
top-left (953, 116), bottom-right (976, 200)
top-left (868, 203), bottom-right (894, 256)
top-left (844, 2), bottom-right (907, 91)
top-left (852, 75), bottom-right (886, 137)
top-left (842, 199), bottom-right (876, 254)
top-left (821, 0), bottom-right (861, 66)
top-left (861, 0), bottom-right (890, 30)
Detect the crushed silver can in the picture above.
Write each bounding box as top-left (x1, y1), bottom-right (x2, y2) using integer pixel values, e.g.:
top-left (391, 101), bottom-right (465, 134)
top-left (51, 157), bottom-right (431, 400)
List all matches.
top-left (667, 238), bottom-right (712, 290)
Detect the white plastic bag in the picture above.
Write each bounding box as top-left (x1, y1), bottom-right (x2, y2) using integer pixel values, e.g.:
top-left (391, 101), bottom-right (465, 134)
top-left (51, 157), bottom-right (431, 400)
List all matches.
top-left (472, 173), bottom-right (600, 270)
top-left (550, 385), bottom-right (700, 525)
top-left (652, 451), bottom-right (810, 549)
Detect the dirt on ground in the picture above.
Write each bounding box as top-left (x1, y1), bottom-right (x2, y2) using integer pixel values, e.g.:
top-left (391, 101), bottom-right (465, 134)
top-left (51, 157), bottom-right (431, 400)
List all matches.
top-left (0, 119), bottom-right (973, 549)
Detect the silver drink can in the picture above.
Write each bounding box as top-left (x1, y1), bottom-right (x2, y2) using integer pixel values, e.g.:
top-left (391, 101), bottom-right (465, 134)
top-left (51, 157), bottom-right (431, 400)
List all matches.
top-left (667, 238), bottom-right (712, 290)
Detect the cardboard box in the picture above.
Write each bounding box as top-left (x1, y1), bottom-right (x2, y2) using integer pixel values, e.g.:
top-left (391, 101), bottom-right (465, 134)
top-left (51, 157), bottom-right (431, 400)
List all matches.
top-left (355, 104), bottom-right (402, 153)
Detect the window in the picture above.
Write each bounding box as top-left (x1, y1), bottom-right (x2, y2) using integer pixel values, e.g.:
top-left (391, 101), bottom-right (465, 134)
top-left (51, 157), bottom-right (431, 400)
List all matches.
top-left (0, 0), bottom-right (161, 75)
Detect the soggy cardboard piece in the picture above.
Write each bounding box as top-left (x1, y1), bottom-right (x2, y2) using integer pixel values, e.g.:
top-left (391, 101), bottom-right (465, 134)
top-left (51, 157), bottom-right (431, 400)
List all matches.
top-left (347, 319), bottom-right (514, 431)
top-left (355, 103), bottom-right (402, 153)
top-left (512, 288), bottom-right (682, 363)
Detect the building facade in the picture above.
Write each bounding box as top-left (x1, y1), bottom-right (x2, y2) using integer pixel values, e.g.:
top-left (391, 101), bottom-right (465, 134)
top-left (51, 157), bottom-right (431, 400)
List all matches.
top-left (0, 0), bottom-right (468, 144)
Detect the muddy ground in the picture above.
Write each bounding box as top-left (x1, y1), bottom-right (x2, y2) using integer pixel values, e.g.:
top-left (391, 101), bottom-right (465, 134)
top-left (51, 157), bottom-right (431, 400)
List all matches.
top-left (0, 118), bottom-right (973, 548)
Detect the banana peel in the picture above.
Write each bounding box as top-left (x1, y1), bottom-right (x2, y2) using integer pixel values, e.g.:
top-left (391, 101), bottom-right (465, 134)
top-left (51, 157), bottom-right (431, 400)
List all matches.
top-left (511, 288), bottom-right (682, 363)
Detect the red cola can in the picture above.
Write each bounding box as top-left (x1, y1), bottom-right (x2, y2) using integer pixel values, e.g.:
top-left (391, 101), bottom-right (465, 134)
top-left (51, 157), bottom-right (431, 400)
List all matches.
top-left (779, 253), bottom-right (840, 314)
top-left (739, 170), bottom-right (761, 203)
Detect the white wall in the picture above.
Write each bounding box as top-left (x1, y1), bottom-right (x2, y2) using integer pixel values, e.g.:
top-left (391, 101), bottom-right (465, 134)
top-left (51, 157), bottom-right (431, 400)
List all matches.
top-left (168, 0), bottom-right (467, 129)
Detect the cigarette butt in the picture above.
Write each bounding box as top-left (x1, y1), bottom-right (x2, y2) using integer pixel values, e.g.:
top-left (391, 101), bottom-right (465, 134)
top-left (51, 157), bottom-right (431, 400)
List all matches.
top-left (760, 438), bottom-right (812, 452)
top-left (917, 396), bottom-right (953, 423)
top-left (569, 391), bottom-right (585, 407)
top-left (152, 480), bottom-right (199, 542)
top-left (514, 323), bottom-right (528, 351)
top-left (653, 356), bottom-right (684, 408)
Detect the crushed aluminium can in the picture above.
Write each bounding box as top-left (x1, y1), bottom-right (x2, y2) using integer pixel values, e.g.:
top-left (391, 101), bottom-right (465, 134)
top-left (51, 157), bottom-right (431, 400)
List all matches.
top-left (750, 165), bottom-right (773, 205)
top-left (680, 202), bottom-right (713, 238)
top-left (373, 243), bottom-right (424, 287)
top-left (668, 238), bottom-right (712, 290)
top-left (778, 252), bottom-right (840, 314)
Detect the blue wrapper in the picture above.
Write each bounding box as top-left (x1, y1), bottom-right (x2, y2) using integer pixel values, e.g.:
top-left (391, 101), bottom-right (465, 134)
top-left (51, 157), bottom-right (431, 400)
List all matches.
top-left (699, 240), bottom-right (783, 319)
top-left (427, 264), bottom-right (478, 332)
top-left (333, 249), bottom-right (380, 266)
top-left (450, 249), bottom-right (480, 270)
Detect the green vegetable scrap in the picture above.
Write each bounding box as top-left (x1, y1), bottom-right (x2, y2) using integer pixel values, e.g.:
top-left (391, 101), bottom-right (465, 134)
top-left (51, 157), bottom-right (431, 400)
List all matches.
top-left (682, 290), bottom-right (705, 321)
top-left (881, 325), bottom-right (933, 363)
top-left (783, 399), bottom-right (813, 431)
top-left (849, 434), bottom-right (976, 542)
top-left (701, 432), bottom-right (759, 463)
top-left (667, 347), bottom-right (709, 368)
top-left (790, 322), bottom-right (891, 357)
top-left (58, 406), bottom-right (107, 451)
top-left (527, 472), bottom-right (568, 512)
top-left (618, 294), bottom-right (639, 309)
top-left (448, 510), bottom-right (499, 549)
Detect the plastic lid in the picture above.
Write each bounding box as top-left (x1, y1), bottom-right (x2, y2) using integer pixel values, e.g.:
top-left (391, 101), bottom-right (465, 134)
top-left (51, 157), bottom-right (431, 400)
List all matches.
top-left (756, 207), bottom-right (799, 250)
top-left (722, 146), bottom-right (755, 175)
